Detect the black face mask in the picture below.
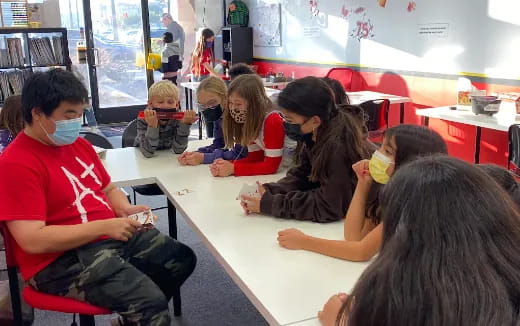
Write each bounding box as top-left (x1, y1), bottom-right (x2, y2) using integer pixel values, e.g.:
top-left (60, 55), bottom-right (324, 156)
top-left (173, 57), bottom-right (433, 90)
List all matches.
top-left (283, 122), bottom-right (313, 143)
top-left (201, 105), bottom-right (223, 122)
top-left (153, 108), bottom-right (177, 112)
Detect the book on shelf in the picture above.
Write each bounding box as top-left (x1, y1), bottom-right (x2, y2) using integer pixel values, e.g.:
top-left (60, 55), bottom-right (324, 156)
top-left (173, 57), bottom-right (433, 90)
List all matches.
top-left (29, 37), bottom-right (60, 66)
top-left (1, 38), bottom-right (24, 68)
top-left (0, 69), bottom-right (31, 102)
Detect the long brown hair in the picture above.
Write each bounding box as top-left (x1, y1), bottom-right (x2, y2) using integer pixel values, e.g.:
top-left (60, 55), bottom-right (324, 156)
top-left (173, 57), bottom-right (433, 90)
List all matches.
top-left (277, 77), bottom-right (370, 182)
top-left (338, 156), bottom-right (520, 325)
top-left (223, 74), bottom-right (272, 147)
top-left (0, 95), bottom-right (23, 136)
top-left (191, 28), bottom-right (214, 77)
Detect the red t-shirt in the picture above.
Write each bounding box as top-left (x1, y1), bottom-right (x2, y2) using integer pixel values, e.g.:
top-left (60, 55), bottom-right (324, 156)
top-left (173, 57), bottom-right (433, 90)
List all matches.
top-left (192, 48), bottom-right (213, 76)
top-left (234, 112), bottom-right (285, 176)
top-left (0, 132), bottom-right (115, 280)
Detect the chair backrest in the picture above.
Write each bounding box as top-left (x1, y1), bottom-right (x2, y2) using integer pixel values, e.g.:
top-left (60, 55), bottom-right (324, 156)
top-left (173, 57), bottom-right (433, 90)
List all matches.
top-left (80, 131), bottom-right (113, 149)
top-left (122, 119), bottom-right (139, 148)
top-left (325, 68), bottom-right (354, 91)
top-left (508, 124), bottom-right (520, 177)
top-left (0, 224), bottom-right (18, 268)
top-left (359, 99), bottom-right (391, 132)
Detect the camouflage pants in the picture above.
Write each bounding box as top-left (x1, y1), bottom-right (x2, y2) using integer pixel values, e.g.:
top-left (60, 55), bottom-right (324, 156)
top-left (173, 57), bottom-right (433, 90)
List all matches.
top-left (29, 228), bottom-right (196, 326)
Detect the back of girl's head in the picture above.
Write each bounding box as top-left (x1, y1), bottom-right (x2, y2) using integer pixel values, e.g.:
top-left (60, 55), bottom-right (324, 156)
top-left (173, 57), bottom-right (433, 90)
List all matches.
top-left (477, 164), bottom-right (520, 207)
top-left (0, 94), bottom-right (23, 136)
top-left (223, 74), bottom-right (271, 147)
top-left (278, 77), bottom-right (368, 182)
top-left (277, 76), bottom-right (335, 123)
top-left (321, 77), bottom-right (349, 105)
top-left (197, 76), bottom-right (227, 109)
top-left (229, 63), bottom-right (255, 80)
top-left (384, 124), bottom-right (448, 168)
top-left (341, 155), bottom-right (520, 326)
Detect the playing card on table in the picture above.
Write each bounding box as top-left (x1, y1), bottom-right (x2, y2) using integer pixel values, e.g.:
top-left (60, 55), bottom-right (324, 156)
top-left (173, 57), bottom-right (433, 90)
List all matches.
top-left (236, 183), bottom-right (261, 200)
top-left (128, 209), bottom-right (155, 226)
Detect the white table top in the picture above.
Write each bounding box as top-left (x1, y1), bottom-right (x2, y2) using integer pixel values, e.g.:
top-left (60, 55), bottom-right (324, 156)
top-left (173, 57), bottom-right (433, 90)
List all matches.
top-left (180, 80), bottom-right (290, 91)
top-left (347, 90), bottom-right (411, 105)
top-left (103, 141), bottom-right (369, 326)
top-left (416, 106), bottom-right (520, 132)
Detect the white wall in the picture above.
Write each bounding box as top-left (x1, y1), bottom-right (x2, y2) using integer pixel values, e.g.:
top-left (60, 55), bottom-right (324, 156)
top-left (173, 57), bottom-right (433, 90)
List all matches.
top-left (245, 0), bottom-right (520, 80)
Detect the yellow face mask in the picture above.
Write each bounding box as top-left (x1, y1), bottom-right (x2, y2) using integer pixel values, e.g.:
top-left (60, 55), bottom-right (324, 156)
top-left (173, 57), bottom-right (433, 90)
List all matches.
top-left (368, 150), bottom-right (394, 184)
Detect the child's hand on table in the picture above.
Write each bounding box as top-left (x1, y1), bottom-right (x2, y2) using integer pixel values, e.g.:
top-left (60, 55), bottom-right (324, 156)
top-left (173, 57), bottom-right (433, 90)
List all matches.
top-left (318, 293), bottom-right (348, 326)
top-left (277, 228), bottom-right (308, 250)
top-left (178, 152), bottom-right (204, 166)
top-left (210, 159), bottom-right (234, 177)
top-left (240, 182), bottom-right (265, 214)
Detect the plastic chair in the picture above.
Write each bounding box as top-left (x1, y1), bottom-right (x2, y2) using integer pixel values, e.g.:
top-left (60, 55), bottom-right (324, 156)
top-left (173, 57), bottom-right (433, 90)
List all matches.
top-left (325, 68), bottom-right (355, 92)
top-left (508, 124), bottom-right (520, 177)
top-left (359, 99), bottom-right (391, 141)
top-left (80, 131), bottom-right (114, 149)
top-left (0, 225), bottom-right (111, 326)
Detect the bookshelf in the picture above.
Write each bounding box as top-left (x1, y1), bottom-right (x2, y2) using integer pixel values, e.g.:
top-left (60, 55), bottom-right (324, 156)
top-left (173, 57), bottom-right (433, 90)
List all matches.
top-left (0, 27), bottom-right (71, 105)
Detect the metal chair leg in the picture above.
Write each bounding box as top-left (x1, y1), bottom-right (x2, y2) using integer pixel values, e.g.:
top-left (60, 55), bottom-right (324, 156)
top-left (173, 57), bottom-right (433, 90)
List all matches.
top-left (79, 314), bottom-right (96, 326)
top-left (8, 267), bottom-right (23, 326)
top-left (172, 287), bottom-right (182, 316)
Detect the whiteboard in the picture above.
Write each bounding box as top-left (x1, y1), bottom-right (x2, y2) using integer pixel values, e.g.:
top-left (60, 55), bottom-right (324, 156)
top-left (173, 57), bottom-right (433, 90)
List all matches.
top-left (246, 0), bottom-right (520, 80)
top-left (251, 3), bottom-right (282, 46)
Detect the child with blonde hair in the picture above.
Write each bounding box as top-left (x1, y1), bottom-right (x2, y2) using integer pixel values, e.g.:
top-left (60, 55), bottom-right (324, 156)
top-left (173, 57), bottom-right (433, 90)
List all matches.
top-left (178, 76), bottom-right (246, 165)
top-left (135, 80), bottom-right (197, 157)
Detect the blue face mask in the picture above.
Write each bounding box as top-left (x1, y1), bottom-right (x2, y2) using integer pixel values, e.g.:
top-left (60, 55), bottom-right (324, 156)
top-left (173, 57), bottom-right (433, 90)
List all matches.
top-left (40, 117), bottom-right (83, 146)
top-left (205, 41), bottom-right (214, 48)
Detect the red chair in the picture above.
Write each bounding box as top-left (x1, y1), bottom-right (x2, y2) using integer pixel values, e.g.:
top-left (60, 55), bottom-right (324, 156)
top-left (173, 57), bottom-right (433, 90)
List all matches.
top-left (359, 99), bottom-right (391, 141)
top-left (0, 225), bottom-right (111, 326)
top-left (325, 68), bottom-right (355, 91)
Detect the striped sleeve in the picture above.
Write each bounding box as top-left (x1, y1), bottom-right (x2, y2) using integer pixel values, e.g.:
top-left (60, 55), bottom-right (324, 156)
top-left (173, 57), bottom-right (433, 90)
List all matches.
top-left (234, 113), bottom-right (284, 176)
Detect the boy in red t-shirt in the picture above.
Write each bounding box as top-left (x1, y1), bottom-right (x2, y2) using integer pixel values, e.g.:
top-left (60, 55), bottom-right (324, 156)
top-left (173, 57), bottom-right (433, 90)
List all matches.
top-left (0, 69), bottom-right (196, 326)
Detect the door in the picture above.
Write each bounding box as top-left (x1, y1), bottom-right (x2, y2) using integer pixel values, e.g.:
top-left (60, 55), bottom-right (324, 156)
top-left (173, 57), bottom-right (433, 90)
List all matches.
top-left (83, 0), bottom-right (153, 123)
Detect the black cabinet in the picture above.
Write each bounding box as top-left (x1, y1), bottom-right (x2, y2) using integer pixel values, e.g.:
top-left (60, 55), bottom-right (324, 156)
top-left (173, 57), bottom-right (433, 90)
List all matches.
top-left (221, 27), bottom-right (252, 65)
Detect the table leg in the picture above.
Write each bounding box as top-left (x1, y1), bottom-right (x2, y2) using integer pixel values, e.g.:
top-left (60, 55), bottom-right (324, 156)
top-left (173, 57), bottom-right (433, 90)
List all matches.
top-left (198, 112), bottom-right (203, 140)
top-left (423, 116), bottom-right (429, 127)
top-left (167, 199), bottom-right (178, 239)
top-left (474, 126), bottom-right (482, 164)
top-left (400, 103), bottom-right (405, 124)
top-left (184, 87), bottom-right (189, 110)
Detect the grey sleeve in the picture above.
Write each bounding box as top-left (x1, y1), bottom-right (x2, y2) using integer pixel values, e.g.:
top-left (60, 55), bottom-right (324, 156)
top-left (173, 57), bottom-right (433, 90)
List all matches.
top-left (171, 122), bottom-right (191, 154)
top-left (136, 119), bottom-right (160, 158)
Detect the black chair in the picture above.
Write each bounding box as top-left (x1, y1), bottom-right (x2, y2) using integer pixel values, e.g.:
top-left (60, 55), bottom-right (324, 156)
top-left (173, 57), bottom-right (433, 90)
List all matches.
top-left (121, 119), bottom-right (182, 315)
top-left (359, 99), bottom-right (391, 140)
top-left (80, 131), bottom-right (113, 149)
top-left (508, 124), bottom-right (520, 177)
top-left (121, 120), bottom-right (168, 206)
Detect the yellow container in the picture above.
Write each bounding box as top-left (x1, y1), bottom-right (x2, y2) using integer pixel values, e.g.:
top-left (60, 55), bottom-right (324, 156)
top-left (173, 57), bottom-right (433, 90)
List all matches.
top-left (146, 53), bottom-right (162, 70)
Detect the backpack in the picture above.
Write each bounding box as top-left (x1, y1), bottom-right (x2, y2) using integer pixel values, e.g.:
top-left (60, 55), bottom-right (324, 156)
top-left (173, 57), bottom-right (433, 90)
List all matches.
top-left (227, 1), bottom-right (249, 27)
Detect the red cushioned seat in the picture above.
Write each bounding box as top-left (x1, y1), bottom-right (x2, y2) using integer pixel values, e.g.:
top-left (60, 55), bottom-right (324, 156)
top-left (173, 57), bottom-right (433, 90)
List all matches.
top-left (23, 286), bottom-right (111, 315)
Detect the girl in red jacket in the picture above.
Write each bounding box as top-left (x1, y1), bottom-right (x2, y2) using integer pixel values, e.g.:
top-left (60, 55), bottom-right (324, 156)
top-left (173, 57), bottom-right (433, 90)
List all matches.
top-left (210, 74), bottom-right (285, 177)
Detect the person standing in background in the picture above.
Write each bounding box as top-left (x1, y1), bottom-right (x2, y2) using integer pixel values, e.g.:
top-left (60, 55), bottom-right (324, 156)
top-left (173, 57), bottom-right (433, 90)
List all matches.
top-left (161, 13), bottom-right (185, 62)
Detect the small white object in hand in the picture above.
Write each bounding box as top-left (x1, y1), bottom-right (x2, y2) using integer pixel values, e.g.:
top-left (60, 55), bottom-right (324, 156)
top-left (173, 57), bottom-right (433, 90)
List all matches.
top-left (236, 183), bottom-right (261, 200)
